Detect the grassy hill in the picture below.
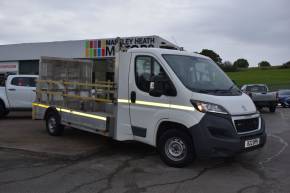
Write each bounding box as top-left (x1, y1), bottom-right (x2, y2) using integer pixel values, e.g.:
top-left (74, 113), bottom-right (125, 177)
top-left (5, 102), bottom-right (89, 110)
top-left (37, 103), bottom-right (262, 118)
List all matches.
top-left (226, 68), bottom-right (290, 90)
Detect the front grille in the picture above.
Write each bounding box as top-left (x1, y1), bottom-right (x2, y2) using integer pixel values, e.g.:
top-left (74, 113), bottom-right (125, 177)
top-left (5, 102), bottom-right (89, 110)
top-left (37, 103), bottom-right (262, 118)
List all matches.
top-left (234, 118), bottom-right (259, 133)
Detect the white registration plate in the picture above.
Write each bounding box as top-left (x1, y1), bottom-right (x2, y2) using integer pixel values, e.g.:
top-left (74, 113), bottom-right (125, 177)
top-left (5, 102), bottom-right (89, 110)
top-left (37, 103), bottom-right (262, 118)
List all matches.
top-left (245, 138), bottom-right (260, 148)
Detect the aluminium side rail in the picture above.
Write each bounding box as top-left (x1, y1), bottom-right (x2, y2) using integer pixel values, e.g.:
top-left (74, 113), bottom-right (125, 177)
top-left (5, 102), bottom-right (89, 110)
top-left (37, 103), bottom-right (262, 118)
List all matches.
top-left (33, 57), bottom-right (117, 136)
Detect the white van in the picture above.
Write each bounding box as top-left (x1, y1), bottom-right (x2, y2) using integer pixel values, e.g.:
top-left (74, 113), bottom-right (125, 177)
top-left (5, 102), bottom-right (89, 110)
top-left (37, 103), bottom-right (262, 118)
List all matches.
top-left (33, 48), bottom-right (266, 167)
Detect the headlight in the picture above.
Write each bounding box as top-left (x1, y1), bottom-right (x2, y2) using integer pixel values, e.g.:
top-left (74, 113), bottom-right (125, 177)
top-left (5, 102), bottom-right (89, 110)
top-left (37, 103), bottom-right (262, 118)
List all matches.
top-left (190, 100), bottom-right (228, 114)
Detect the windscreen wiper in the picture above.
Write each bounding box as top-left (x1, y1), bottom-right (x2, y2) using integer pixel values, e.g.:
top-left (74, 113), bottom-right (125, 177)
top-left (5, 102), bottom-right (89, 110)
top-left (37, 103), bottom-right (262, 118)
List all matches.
top-left (211, 89), bottom-right (228, 93)
top-left (197, 89), bottom-right (211, 93)
top-left (227, 84), bottom-right (235, 91)
top-left (213, 84), bottom-right (236, 93)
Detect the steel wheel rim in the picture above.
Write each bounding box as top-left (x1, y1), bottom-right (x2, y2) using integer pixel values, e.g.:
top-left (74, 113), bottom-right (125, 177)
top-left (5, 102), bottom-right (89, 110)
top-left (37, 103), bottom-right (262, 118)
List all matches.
top-left (165, 137), bottom-right (187, 162)
top-left (48, 117), bottom-right (57, 132)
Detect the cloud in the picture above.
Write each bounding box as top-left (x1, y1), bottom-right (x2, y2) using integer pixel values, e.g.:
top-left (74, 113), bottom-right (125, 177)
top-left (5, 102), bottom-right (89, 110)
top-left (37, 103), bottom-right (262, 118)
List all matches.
top-left (0, 0), bottom-right (289, 66)
top-left (199, 0), bottom-right (290, 47)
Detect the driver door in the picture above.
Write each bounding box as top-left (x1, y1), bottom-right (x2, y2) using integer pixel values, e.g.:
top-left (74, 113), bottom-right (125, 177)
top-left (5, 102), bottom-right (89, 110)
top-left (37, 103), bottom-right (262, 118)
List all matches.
top-left (129, 54), bottom-right (169, 143)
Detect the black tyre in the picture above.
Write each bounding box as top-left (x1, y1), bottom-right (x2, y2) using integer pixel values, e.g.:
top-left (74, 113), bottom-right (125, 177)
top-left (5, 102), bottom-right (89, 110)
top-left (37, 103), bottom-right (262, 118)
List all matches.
top-left (4, 110), bottom-right (9, 116)
top-left (0, 101), bottom-right (6, 118)
top-left (269, 106), bottom-right (276, 113)
top-left (45, 111), bottom-right (64, 136)
top-left (158, 129), bottom-right (195, 167)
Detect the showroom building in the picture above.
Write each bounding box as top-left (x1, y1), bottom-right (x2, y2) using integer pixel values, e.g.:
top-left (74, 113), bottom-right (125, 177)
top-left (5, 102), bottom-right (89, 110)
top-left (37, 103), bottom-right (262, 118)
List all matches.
top-left (0, 35), bottom-right (178, 81)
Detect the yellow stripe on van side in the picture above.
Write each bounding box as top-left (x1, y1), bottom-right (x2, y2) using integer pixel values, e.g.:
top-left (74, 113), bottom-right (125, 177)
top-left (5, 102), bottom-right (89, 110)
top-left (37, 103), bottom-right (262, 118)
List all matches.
top-left (66, 110), bottom-right (107, 121)
top-left (32, 102), bottom-right (49, 109)
top-left (135, 100), bottom-right (170, 108)
top-left (117, 99), bottom-right (195, 112)
top-left (117, 99), bottom-right (130, 103)
top-left (169, 104), bottom-right (195, 111)
top-left (32, 103), bottom-right (107, 121)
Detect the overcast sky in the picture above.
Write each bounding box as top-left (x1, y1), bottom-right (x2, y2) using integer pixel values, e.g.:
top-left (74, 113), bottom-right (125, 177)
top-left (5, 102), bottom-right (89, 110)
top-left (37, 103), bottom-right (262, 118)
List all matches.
top-left (0, 0), bottom-right (289, 66)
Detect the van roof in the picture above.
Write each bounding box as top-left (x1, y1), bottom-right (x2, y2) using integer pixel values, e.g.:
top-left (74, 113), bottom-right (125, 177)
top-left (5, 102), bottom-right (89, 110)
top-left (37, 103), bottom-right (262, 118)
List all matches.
top-left (127, 48), bottom-right (209, 59)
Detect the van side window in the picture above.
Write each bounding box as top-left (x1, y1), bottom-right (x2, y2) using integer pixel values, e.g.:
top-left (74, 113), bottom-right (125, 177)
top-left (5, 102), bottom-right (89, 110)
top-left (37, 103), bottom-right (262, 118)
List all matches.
top-left (11, 77), bottom-right (36, 87)
top-left (135, 56), bottom-right (163, 93)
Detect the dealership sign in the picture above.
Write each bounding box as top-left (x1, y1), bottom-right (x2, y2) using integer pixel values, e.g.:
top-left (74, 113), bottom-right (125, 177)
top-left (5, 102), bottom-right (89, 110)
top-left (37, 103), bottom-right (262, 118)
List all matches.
top-left (85, 37), bottom-right (156, 58)
top-left (0, 61), bottom-right (18, 73)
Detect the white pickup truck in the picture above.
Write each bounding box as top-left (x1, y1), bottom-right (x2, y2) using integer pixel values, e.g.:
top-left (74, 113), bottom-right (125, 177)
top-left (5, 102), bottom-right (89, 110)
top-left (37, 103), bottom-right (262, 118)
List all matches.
top-left (0, 75), bottom-right (38, 118)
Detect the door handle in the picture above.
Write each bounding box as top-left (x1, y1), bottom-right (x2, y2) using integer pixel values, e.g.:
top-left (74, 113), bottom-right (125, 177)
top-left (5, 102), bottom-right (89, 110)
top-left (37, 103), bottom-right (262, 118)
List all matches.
top-left (131, 91), bottom-right (136, 103)
top-left (8, 88), bottom-right (16, 91)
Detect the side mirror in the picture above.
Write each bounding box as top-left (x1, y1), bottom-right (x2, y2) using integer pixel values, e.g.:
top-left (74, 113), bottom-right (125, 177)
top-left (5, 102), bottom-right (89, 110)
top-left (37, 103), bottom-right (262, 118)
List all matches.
top-left (149, 77), bottom-right (164, 97)
top-left (149, 75), bottom-right (177, 97)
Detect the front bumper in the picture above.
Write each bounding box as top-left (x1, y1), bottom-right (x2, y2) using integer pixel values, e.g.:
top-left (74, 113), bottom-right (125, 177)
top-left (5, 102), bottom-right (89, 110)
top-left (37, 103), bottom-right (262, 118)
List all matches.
top-left (254, 101), bottom-right (277, 107)
top-left (189, 113), bottom-right (266, 158)
top-left (279, 98), bottom-right (290, 106)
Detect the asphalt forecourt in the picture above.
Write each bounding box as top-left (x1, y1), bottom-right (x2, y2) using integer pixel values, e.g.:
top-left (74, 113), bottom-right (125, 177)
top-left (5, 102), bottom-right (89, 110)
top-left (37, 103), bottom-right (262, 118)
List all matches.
top-left (0, 109), bottom-right (289, 193)
top-left (0, 112), bottom-right (109, 159)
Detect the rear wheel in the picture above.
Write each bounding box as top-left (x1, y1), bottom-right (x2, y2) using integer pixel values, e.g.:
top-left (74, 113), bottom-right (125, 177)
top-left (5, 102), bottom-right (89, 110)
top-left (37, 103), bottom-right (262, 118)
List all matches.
top-left (0, 102), bottom-right (6, 118)
top-left (45, 111), bottom-right (64, 136)
top-left (4, 110), bottom-right (9, 116)
top-left (158, 129), bottom-right (195, 167)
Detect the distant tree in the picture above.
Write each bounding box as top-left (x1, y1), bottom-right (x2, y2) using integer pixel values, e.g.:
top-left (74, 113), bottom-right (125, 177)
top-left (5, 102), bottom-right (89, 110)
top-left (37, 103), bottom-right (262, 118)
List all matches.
top-left (223, 61), bottom-right (232, 66)
top-left (221, 61), bottom-right (238, 72)
top-left (233, 58), bottom-right (249, 68)
top-left (281, 61), bottom-right (290, 68)
top-left (199, 49), bottom-right (222, 65)
top-left (258, 61), bottom-right (271, 67)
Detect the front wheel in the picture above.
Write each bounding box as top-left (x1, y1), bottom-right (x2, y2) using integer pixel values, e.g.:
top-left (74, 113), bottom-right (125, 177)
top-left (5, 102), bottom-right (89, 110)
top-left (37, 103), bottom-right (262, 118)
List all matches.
top-left (45, 111), bottom-right (64, 136)
top-left (158, 129), bottom-right (195, 167)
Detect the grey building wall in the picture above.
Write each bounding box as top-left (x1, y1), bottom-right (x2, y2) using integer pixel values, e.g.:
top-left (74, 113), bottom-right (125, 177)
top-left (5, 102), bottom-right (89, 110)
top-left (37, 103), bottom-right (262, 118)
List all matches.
top-left (0, 35), bottom-right (179, 77)
top-left (0, 35), bottom-right (179, 62)
top-left (0, 40), bottom-right (84, 61)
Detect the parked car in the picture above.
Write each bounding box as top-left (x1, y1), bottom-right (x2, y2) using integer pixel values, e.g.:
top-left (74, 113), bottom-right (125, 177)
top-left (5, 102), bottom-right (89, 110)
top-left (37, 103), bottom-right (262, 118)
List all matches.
top-left (241, 84), bottom-right (277, 112)
top-left (0, 75), bottom-right (38, 118)
top-left (278, 89), bottom-right (290, 108)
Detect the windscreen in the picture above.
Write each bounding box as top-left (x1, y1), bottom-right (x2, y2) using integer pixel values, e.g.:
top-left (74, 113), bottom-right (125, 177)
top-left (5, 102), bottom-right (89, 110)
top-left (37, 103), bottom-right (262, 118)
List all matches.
top-left (162, 54), bottom-right (240, 95)
top-left (246, 85), bottom-right (267, 93)
top-left (278, 90), bottom-right (290, 95)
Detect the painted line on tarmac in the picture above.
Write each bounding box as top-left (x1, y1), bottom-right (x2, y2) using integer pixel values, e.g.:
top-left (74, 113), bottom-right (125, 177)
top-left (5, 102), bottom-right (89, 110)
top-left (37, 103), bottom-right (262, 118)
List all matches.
top-left (259, 134), bottom-right (288, 165)
top-left (0, 146), bottom-right (99, 161)
top-left (280, 110), bottom-right (290, 121)
top-left (280, 110), bottom-right (286, 120)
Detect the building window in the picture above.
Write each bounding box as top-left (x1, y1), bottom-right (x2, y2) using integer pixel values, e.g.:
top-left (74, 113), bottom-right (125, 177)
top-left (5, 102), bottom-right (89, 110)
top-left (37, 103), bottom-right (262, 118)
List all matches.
top-left (19, 60), bottom-right (39, 75)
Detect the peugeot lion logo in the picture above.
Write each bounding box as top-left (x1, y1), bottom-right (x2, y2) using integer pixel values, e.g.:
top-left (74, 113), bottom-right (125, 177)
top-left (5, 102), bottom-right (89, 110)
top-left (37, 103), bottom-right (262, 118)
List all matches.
top-left (241, 105), bottom-right (247, 111)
